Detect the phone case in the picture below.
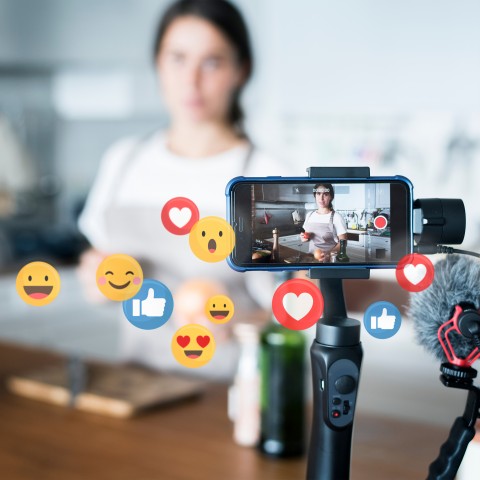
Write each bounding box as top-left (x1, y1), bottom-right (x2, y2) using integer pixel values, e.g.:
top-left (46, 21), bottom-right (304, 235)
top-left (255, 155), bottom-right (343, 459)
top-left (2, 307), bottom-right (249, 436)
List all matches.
top-left (225, 175), bottom-right (414, 272)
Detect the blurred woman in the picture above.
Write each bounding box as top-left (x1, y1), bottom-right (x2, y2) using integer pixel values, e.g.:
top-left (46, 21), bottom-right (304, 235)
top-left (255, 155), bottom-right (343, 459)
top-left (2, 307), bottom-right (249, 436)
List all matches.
top-left (78, 0), bottom-right (287, 378)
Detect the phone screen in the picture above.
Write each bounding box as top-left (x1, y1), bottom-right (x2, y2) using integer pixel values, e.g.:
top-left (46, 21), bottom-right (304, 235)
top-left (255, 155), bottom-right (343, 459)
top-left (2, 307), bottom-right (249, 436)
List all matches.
top-left (227, 177), bottom-right (413, 270)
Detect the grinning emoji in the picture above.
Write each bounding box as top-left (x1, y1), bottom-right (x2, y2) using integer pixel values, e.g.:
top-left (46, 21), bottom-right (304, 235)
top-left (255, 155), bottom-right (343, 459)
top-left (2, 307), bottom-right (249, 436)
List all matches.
top-left (96, 254), bottom-right (143, 301)
top-left (188, 216), bottom-right (235, 263)
top-left (16, 261), bottom-right (61, 306)
top-left (171, 324), bottom-right (216, 368)
top-left (205, 294), bottom-right (234, 324)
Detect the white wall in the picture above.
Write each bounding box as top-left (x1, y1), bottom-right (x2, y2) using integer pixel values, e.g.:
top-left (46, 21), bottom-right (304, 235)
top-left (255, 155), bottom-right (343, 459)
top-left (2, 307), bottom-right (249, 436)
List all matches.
top-left (256, 0), bottom-right (480, 115)
top-left (241, 0), bottom-right (480, 249)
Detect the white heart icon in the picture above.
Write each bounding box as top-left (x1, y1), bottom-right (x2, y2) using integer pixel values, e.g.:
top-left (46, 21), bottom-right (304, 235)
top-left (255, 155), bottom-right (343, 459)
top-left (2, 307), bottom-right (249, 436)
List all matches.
top-left (404, 263), bottom-right (427, 285)
top-left (169, 207), bottom-right (192, 228)
top-left (282, 292), bottom-right (314, 321)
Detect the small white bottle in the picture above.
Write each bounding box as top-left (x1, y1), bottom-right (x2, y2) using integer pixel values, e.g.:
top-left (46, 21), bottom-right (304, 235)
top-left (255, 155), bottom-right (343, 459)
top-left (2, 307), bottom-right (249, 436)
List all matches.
top-left (228, 323), bottom-right (260, 447)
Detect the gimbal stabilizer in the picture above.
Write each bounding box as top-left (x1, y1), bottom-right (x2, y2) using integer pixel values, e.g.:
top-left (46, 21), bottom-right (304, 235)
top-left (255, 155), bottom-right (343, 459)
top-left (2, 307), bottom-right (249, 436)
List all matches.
top-left (303, 166), bottom-right (469, 480)
top-left (305, 166), bottom-right (370, 480)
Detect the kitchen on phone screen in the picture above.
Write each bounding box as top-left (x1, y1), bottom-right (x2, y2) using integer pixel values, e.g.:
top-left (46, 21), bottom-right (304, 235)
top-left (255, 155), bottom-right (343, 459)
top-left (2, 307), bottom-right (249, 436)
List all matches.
top-left (226, 176), bottom-right (413, 271)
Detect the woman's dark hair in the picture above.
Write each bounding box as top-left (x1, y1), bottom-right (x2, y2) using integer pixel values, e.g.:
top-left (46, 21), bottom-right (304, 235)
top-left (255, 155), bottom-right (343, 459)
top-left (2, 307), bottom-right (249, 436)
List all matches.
top-left (152, 0), bottom-right (253, 135)
top-left (313, 183), bottom-right (335, 210)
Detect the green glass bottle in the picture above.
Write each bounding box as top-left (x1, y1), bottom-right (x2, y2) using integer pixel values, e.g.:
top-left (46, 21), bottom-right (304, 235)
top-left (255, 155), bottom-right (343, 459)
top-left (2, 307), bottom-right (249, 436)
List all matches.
top-left (336, 239), bottom-right (350, 263)
top-left (258, 279), bottom-right (306, 457)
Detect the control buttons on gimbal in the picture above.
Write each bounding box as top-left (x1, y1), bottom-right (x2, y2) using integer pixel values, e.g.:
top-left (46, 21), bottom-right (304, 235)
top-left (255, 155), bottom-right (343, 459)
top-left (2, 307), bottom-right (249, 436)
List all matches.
top-left (334, 375), bottom-right (356, 395)
top-left (327, 359), bottom-right (359, 428)
top-left (331, 398), bottom-right (353, 418)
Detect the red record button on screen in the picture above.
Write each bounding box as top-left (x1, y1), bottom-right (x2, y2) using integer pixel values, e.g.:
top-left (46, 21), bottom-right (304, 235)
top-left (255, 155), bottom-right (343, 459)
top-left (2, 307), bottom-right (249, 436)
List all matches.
top-left (373, 215), bottom-right (388, 230)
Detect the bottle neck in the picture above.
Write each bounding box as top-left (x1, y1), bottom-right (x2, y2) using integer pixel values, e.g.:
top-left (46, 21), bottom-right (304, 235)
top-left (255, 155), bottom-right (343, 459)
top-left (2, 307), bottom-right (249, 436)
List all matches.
top-left (238, 341), bottom-right (259, 376)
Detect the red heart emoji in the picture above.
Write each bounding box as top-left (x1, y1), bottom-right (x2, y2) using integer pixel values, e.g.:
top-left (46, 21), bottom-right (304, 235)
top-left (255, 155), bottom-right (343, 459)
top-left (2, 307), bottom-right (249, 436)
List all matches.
top-left (196, 335), bottom-right (210, 348)
top-left (177, 335), bottom-right (190, 348)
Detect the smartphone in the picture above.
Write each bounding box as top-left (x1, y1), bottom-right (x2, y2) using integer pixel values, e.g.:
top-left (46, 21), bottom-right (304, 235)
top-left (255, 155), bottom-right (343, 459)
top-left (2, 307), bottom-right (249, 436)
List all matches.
top-left (226, 176), bottom-right (413, 271)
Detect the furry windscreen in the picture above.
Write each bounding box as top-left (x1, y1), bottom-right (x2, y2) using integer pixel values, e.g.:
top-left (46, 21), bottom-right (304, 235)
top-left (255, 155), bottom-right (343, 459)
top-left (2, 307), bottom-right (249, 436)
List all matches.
top-left (409, 255), bottom-right (480, 362)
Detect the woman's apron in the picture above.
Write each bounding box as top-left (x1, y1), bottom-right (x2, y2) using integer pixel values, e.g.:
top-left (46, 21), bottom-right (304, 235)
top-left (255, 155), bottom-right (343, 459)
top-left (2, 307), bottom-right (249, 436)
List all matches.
top-left (102, 135), bottom-right (254, 286)
top-left (307, 210), bottom-right (338, 253)
top-left (98, 134), bottom-right (254, 377)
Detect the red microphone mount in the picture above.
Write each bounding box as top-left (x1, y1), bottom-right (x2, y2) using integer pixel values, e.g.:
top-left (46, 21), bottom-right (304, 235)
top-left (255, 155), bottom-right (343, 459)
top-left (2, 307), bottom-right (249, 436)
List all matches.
top-left (438, 305), bottom-right (480, 368)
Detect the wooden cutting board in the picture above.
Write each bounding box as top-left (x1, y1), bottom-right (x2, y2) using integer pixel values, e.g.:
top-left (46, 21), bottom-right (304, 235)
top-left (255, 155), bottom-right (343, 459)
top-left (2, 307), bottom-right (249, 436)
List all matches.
top-left (6, 362), bottom-right (205, 418)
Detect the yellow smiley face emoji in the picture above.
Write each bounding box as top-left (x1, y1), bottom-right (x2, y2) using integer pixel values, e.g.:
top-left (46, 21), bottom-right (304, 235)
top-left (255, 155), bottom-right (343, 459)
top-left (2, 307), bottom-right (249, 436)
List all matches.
top-left (16, 262), bottom-right (61, 306)
top-left (189, 216), bottom-right (235, 263)
top-left (172, 324), bottom-right (216, 368)
top-left (96, 254), bottom-right (143, 301)
top-left (205, 295), bottom-right (234, 324)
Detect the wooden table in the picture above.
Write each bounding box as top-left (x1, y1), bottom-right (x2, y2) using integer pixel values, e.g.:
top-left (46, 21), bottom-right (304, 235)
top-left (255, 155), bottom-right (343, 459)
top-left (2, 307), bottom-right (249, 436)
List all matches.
top-left (0, 341), bottom-right (448, 480)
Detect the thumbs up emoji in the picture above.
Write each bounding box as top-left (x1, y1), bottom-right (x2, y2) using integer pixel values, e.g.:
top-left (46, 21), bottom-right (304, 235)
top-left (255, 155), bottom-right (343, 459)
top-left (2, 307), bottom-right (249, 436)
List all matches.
top-left (370, 308), bottom-right (396, 330)
top-left (364, 301), bottom-right (402, 340)
top-left (132, 288), bottom-right (166, 317)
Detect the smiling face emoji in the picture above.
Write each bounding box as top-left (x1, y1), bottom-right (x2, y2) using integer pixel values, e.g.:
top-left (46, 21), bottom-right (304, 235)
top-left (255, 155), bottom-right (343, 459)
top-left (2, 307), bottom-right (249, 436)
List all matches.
top-left (16, 262), bottom-right (61, 306)
top-left (189, 216), bottom-right (235, 263)
top-left (205, 294), bottom-right (234, 324)
top-left (172, 324), bottom-right (216, 368)
top-left (96, 254), bottom-right (143, 301)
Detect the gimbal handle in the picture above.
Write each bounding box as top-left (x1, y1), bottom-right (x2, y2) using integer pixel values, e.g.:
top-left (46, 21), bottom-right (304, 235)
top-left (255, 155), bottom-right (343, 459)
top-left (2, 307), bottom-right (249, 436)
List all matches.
top-left (305, 166), bottom-right (370, 480)
top-left (306, 277), bottom-right (364, 480)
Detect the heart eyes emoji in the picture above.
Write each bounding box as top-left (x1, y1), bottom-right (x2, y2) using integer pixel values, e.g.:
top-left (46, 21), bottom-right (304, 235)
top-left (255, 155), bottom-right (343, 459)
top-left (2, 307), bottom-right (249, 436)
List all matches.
top-left (177, 335), bottom-right (190, 348)
top-left (196, 335), bottom-right (210, 348)
top-left (172, 325), bottom-right (216, 368)
top-left (176, 335), bottom-right (210, 348)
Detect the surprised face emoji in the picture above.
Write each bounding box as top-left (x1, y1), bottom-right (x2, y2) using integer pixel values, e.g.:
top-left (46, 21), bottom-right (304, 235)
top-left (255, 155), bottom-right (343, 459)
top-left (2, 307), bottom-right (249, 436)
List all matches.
top-left (189, 217), bottom-right (235, 263)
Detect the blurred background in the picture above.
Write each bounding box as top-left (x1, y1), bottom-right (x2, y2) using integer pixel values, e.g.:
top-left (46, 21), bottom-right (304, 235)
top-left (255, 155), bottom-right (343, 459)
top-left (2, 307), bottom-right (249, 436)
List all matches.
top-left (1, 0), bottom-right (480, 429)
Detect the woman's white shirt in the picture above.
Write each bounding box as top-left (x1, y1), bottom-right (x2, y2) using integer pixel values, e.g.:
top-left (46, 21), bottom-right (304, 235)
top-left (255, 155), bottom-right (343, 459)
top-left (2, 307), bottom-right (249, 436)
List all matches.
top-left (79, 131), bottom-right (285, 251)
top-left (77, 131), bottom-right (291, 379)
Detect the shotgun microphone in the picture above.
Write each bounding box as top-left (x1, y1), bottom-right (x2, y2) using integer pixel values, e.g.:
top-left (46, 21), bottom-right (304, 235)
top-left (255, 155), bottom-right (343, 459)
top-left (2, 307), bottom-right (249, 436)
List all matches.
top-left (409, 254), bottom-right (480, 365)
top-left (408, 254), bottom-right (480, 480)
